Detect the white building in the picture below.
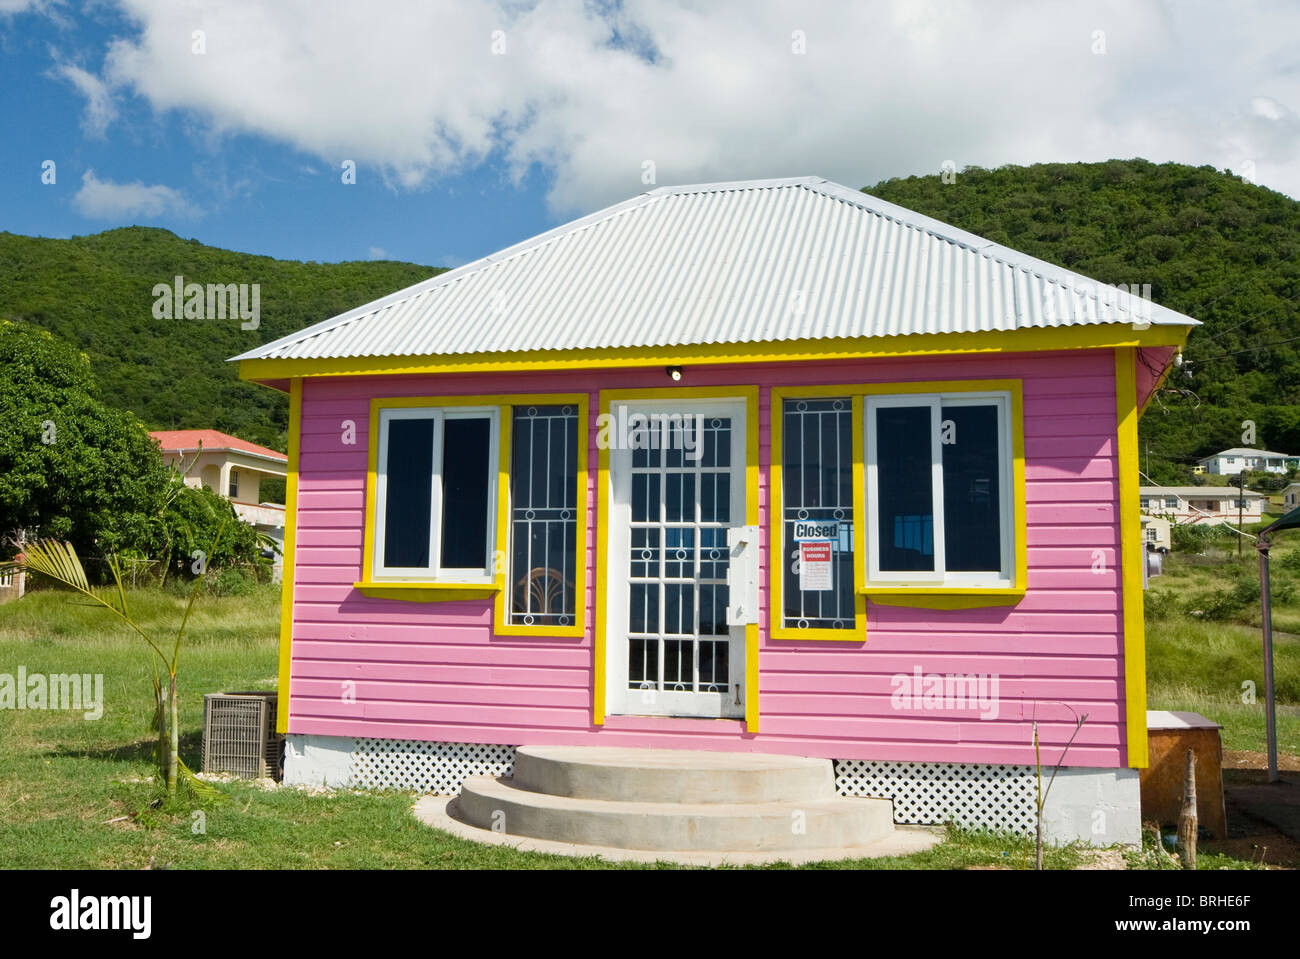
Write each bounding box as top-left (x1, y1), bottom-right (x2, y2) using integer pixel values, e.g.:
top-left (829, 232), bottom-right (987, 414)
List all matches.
top-left (1140, 515), bottom-right (1171, 552)
top-left (1196, 448), bottom-right (1299, 476)
top-left (150, 429), bottom-right (288, 579)
top-left (1139, 486), bottom-right (1267, 526)
top-left (1284, 482), bottom-right (1300, 512)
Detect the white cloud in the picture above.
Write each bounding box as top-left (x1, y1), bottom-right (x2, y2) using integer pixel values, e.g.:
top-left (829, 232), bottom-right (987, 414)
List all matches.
top-left (0, 0), bottom-right (51, 13)
top-left (88, 0), bottom-right (1300, 212)
top-left (49, 56), bottom-right (117, 137)
top-left (367, 246), bottom-right (388, 260)
top-left (73, 168), bottom-right (201, 219)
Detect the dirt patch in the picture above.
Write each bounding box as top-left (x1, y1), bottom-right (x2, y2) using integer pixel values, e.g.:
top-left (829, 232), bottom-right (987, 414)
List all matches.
top-left (1210, 750), bottom-right (1300, 868)
top-left (1077, 847), bottom-right (1127, 870)
top-left (1222, 749), bottom-right (1300, 773)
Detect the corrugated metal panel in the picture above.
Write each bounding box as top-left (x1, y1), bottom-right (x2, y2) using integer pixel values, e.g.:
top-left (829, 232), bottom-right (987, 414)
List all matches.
top-left (232, 176), bottom-right (1197, 363)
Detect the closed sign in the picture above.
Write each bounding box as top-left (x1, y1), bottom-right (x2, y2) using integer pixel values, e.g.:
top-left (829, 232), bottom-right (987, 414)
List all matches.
top-left (793, 520), bottom-right (839, 541)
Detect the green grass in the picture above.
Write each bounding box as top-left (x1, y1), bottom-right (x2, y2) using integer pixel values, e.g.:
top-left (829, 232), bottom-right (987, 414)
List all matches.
top-left (0, 582), bottom-right (1271, 870)
top-left (1145, 535), bottom-right (1300, 755)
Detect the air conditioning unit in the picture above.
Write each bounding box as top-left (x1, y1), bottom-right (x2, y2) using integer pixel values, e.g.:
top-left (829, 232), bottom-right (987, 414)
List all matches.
top-left (202, 691), bottom-right (283, 780)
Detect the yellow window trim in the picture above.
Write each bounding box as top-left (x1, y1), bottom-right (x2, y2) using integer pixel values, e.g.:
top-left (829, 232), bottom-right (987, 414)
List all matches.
top-left (354, 581), bottom-right (500, 602)
top-left (362, 393), bottom-right (589, 639)
top-left (239, 326), bottom-right (1191, 385)
top-left (594, 386), bottom-right (761, 731)
top-left (1115, 348), bottom-right (1148, 768)
top-left (769, 387), bottom-right (867, 642)
top-left (769, 380), bottom-right (1028, 642)
top-left (274, 377), bottom-right (302, 734)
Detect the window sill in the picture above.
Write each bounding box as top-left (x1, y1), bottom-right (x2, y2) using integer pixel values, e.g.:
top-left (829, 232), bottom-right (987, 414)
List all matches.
top-left (354, 581), bottom-right (501, 603)
top-left (859, 586), bottom-right (1025, 610)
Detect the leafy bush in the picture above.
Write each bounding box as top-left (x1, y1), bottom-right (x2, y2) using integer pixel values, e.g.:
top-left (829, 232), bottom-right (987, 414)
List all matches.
top-left (1145, 590), bottom-right (1179, 619)
top-left (1171, 523), bottom-right (1233, 554)
top-left (1186, 586), bottom-right (1248, 622)
top-left (204, 566), bottom-right (261, 597)
top-left (158, 485), bottom-right (268, 581)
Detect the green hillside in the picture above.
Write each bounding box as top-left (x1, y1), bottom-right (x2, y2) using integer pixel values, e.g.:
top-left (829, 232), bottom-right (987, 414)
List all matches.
top-left (0, 227), bottom-right (439, 451)
top-left (1, 159), bottom-right (1297, 480)
top-left (867, 159), bottom-right (1300, 480)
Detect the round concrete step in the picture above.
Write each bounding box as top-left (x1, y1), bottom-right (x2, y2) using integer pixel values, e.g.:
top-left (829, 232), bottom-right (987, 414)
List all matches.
top-left (512, 745), bottom-right (835, 803)
top-left (454, 775), bottom-right (894, 852)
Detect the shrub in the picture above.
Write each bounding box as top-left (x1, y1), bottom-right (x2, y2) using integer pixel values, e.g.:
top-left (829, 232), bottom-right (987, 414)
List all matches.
top-left (1171, 523), bottom-right (1233, 554)
top-left (1186, 589), bottom-right (1247, 622)
top-left (1145, 590), bottom-right (1179, 620)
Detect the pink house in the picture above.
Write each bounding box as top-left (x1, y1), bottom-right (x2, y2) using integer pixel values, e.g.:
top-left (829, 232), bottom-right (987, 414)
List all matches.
top-left (232, 177), bottom-right (1196, 843)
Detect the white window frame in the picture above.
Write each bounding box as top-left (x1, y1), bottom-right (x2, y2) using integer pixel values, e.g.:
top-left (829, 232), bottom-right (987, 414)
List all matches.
top-left (864, 391), bottom-right (1013, 589)
top-left (372, 405), bottom-right (499, 583)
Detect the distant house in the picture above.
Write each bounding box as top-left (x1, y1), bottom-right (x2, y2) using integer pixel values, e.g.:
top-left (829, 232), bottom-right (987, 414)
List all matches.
top-left (1196, 448), bottom-right (1299, 476)
top-left (1139, 485), bottom-right (1267, 525)
top-left (1140, 515), bottom-right (1171, 553)
top-left (150, 429), bottom-right (288, 577)
top-left (1284, 482), bottom-right (1300, 512)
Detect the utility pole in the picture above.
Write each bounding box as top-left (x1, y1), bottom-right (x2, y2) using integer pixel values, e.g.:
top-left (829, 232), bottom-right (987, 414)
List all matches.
top-left (1236, 473), bottom-right (1245, 556)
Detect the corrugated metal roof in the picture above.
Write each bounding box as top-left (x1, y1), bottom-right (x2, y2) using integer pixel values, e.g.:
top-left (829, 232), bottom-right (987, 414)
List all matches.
top-left (231, 176), bottom-right (1198, 364)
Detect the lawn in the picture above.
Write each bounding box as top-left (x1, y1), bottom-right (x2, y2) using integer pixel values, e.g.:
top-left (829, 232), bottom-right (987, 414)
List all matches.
top-left (1145, 530), bottom-right (1300, 756)
top-left (0, 572), bottom-right (1285, 870)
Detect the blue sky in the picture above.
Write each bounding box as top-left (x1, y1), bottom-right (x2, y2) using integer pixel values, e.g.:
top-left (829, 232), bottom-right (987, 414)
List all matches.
top-left (0, 4), bottom-right (560, 266)
top-left (2, 1), bottom-right (1299, 268)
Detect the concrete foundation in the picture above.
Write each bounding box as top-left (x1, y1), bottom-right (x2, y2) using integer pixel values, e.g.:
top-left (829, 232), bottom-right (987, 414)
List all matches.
top-left (1040, 766), bottom-right (1142, 845)
top-left (282, 733), bottom-right (1142, 845)
top-left (283, 733), bottom-right (356, 788)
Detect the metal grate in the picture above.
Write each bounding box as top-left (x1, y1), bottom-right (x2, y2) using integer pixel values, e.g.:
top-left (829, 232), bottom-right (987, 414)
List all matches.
top-left (834, 760), bottom-right (1037, 835)
top-left (351, 739), bottom-right (515, 793)
top-left (626, 414), bottom-right (733, 694)
top-left (509, 405), bottom-right (580, 626)
top-left (782, 398), bottom-right (855, 629)
top-left (202, 692), bottom-right (282, 779)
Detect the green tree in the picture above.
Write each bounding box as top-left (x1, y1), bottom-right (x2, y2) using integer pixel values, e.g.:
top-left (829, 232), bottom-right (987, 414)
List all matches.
top-left (0, 320), bottom-right (170, 561)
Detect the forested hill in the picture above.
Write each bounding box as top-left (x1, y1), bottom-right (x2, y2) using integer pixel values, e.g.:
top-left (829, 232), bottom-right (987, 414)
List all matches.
top-left (867, 159), bottom-right (1300, 481)
top-left (0, 227), bottom-right (439, 450)
top-left (1, 159), bottom-right (1297, 479)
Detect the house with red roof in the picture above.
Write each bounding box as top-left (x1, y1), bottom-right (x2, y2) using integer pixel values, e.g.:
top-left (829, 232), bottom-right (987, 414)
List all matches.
top-left (150, 429), bottom-right (289, 577)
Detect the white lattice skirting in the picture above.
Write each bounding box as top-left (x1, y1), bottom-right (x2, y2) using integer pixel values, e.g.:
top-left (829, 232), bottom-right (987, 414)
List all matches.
top-left (834, 760), bottom-right (1038, 834)
top-left (351, 739), bottom-right (515, 794)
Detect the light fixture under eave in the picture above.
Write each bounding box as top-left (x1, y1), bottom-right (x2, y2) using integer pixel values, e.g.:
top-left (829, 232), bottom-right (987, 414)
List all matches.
top-left (666, 366), bottom-right (683, 381)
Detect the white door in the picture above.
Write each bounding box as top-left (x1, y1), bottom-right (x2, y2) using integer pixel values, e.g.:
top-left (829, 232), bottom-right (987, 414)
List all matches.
top-left (605, 399), bottom-right (748, 718)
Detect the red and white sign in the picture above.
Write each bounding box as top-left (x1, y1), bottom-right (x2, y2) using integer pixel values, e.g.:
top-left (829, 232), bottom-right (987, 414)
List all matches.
top-left (798, 541), bottom-right (833, 592)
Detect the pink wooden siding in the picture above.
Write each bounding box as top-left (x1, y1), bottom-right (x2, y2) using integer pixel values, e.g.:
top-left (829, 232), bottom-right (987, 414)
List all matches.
top-left (287, 348), bottom-right (1133, 767)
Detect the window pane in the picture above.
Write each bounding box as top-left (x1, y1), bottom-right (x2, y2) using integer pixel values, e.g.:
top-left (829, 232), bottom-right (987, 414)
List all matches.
top-left (383, 417), bottom-right (435, 568)
top-left (875, 404), bottom-right (935, 572)
top-left (509, 405), bottom-right (580, 625)
top-left (941, 404), bottom-right (1002, 573)
top-left (782, 398), bottom-right (855, 628)
top-left (440, 417), bottom-right (492, 569)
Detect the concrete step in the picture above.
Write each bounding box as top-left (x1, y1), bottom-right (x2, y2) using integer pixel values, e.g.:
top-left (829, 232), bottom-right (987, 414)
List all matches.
top-left (454, 774), bottom-right (895, 852)
top-left (512, 745), bottom-right (835, 804)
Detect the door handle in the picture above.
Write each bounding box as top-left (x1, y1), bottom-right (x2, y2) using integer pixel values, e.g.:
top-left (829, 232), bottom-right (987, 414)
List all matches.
top-left (734, 683), bottom-right (742, 706)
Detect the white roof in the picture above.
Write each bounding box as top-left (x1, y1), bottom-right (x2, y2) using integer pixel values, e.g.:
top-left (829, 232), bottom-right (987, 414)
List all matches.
top-left (1140, 486), bottom-right (1267, 498)
top-left (232, 176), bottom-right (1199, 363)
top-left (1197, 448), bottom-right (1297, 460)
